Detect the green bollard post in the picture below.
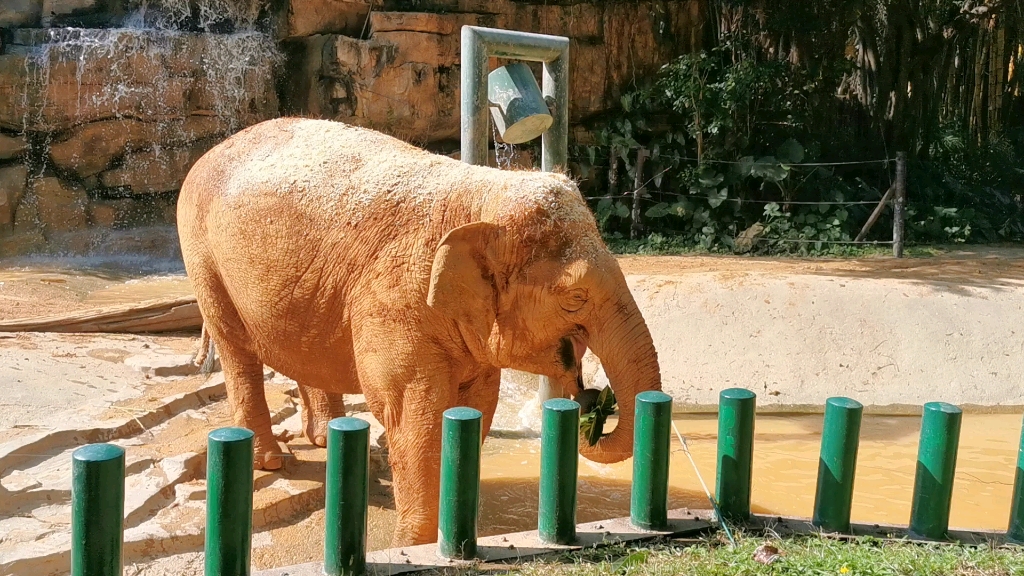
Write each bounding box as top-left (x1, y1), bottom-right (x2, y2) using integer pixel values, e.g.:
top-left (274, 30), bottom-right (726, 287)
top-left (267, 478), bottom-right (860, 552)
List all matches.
top-left (438, 407), bottom-right (482, 559)
top-left (909, 402), bottom-right (962, 540)
top-left (538, 398), bottom-right (580, 544)
top-left (715, 388), bottom-right (756, 520)
top-left (812, 397), bottom-right (863, 533)
top-left (1007, 413), bottom-right (1024, 544)
top-left (206, 427), bottom-right (255, 576)
top-left (631, 391), bottom-right (673, 530)
top-left (325, 417), bottom-right (370, 576)
top-left (72, 444), bottom-right (125, 576)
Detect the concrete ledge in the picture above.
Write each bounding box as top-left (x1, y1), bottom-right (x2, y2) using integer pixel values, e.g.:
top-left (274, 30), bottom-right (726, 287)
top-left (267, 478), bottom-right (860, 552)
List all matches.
top-left (253, 509), bottom-right (715, 576)
top-left (747, 513), bottom-right (1009, 547)
top-left (255, 507), bottom-right (1016, 576)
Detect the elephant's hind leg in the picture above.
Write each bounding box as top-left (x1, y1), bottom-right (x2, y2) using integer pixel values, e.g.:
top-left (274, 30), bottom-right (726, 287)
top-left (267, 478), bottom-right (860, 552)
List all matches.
top-left (297, 385), bottom-right (346, 447)
top-left (216, 340), bottom-right (289, 470)
top-left (191, 266), bottom-right (288, 470)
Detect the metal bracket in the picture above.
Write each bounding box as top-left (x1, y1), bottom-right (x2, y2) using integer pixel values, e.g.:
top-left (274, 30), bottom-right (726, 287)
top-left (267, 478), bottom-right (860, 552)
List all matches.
top-left (460, 25), bottom-right (569, 172)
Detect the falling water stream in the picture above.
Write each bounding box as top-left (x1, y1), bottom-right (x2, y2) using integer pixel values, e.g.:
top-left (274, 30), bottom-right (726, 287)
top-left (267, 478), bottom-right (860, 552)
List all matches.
top-left (492, 122), bottom-right (519, 169)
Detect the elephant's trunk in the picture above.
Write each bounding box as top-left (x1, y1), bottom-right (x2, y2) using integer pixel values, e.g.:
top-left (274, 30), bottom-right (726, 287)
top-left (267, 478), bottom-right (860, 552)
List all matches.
top-left (578, 279), bottom-right (661, 464)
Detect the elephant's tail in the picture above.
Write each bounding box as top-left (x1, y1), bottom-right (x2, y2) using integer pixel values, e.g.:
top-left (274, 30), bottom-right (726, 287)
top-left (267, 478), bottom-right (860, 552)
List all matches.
top-left (192, 324), bottom-right (218, 374)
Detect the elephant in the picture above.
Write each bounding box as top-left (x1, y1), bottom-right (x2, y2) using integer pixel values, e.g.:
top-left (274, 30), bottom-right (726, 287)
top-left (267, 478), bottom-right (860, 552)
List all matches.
top-left (176, 117), bottom-right (662, 546)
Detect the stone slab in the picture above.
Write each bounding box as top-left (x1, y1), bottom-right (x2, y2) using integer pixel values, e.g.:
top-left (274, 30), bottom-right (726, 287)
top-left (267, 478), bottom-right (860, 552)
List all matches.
top-left (747, 513), bottom-right (1008, 547)
top-left (124, 353), bottom-right (206, 377)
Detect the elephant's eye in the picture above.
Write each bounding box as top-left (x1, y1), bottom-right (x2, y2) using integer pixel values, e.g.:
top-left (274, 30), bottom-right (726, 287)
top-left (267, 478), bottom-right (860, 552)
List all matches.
top-left (559, 288), bottom-right (588, 313)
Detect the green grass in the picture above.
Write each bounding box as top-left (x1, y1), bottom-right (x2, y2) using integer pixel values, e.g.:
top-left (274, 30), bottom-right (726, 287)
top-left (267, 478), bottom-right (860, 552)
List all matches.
top-left (503, 533), bottom-right (1024, 576)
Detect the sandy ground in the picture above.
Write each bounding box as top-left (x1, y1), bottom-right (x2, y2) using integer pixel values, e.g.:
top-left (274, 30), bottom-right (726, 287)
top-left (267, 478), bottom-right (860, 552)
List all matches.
top-left (4, 246), bottom-right (1024, 319)
top-left (595, 250), bottom-right (1024, 412)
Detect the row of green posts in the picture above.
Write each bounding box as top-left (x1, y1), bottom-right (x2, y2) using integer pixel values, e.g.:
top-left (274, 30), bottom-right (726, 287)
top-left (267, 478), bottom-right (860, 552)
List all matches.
top-left (71, 389), bottom-right (1024, 576)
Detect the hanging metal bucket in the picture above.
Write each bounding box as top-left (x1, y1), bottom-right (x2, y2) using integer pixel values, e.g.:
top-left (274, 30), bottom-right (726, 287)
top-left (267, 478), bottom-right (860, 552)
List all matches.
top-left (487, 62), bottom-right (553, 144)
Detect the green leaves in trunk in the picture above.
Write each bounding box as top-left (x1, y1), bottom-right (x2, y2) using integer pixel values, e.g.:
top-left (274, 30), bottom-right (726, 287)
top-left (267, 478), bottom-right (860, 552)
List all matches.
top-left (579, 386), bottom-right (617, 447)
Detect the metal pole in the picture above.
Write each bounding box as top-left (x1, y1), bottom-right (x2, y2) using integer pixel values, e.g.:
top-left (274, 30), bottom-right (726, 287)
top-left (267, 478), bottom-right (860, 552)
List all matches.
top-left (538, 398), bottom-right (580, 544)
top-left (812, 397), bottom-right (863, 533)
top-left (541, 44), bottom-right (568, 172)
top-left (909, 402), bottom-right (962, 540)
top-left (460, 26), bottom-right (489, 167)
top-left (892, 151), bottom-right (907, 258)
top-left (715, 388), bottom-right (756, 520)
top-left (438, 407), bottom-right (482, 559)
top-left (631, 390), bottom-right (673, 530)
top-left (206, 427), bottom-right (255, 576)
top-left (72, 444), bottom-right (125, 576)
top-left (1007, 413), bottom-right (1024, 544)
top-left (325, 417), bottom-right (370, 576)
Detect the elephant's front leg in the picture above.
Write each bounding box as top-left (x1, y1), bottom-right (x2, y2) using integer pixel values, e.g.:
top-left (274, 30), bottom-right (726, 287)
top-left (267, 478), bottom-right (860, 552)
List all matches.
top-left (381, 368), bottom-right (500, 546)
top-left (381, 379), bottom-right (449, 547)
top-left (355, 335), bottom-right (453, 545)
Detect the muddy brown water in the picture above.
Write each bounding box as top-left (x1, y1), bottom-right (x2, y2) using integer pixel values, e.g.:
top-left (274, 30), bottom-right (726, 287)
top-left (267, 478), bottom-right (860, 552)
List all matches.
top-left (0, 266), bottom-right (192, 320)
top-left (2, 264), bottom-right (1024, 553)
top-left (252, 410), bottom-right (1020, 562)
top-left (479, 412), bottom-right (1022, 536)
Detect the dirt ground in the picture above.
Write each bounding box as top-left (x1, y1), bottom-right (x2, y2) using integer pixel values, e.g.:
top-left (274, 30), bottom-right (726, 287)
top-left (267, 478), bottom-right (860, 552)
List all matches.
top-left (618, 246), bottom-right (1024, 287)
top-left (4, 246), bottom-right (1024, 321)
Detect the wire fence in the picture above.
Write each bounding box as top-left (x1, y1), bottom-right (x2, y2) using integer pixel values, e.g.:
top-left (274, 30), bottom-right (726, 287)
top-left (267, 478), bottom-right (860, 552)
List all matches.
top-left (568, 154), bottom-right (896, 168)
top-left (590, 194), bottom-right (884, 206)
top-left (565, 150), bottom-right (905, 251)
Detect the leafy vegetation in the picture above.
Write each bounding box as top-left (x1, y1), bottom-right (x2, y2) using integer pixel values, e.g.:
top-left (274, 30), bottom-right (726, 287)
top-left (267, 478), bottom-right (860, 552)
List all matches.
top-left (570, 1), bottom-right (1024, 255)
top-left (505, 533), bottom-right (1024, 576)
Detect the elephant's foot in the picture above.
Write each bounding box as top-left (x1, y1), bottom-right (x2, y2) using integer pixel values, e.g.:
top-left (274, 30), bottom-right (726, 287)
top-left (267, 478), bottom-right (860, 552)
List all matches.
top-left (305, 419), bottom-right (329, 448)
top-left (390, 521), bottom-right (437, 548)
top-left (298, 385), bottom-right (346, 448)
top-left (254, 434), bottom-right (291, 470)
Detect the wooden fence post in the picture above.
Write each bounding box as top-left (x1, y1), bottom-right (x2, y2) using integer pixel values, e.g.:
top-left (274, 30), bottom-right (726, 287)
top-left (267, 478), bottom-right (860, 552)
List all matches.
top-left (892, 152), bottom-right (907, 258)
top-left (630, 147), bottom-right (649, 240)
top-left (854, 184), bottom-right (895, 243)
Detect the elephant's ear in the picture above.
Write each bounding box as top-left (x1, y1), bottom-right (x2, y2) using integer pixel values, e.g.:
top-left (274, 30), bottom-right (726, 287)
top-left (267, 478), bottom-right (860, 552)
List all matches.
top-left (427, 221), bottom-right (501, 358)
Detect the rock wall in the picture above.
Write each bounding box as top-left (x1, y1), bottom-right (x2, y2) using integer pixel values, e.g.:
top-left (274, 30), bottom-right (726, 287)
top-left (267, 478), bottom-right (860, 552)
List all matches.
top-left (0, 0), bottom-right (704, 258)
top-left (0, 19), bottom-right (280, 257)
top-left (280, 1), bottom-right (704, 146)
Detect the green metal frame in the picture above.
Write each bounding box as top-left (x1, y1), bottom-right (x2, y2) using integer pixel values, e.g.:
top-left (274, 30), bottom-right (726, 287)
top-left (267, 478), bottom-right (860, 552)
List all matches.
top-left (460, 25), bottom-right (569, 172)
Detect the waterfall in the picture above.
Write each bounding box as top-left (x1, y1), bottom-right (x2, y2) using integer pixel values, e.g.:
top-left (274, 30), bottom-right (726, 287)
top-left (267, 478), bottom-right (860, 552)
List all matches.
top-left (2, 0), bottom-right (280, 264)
